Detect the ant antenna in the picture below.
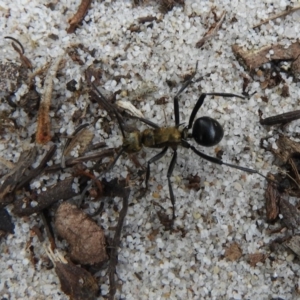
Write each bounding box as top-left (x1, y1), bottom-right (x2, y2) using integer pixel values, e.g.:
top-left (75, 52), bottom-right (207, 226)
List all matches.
top-left (87, 73), bottom-right (126, 138)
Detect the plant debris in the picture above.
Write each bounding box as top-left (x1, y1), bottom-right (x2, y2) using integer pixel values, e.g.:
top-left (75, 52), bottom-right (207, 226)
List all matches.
top-left (158, 0), bottom-right (185, 14)
top-left (265, 180), bottom-right (280, 222)
top-left (12, 178), bottom-right (79, 216)
top-left (62, 124), bottom-right (94, 168)
top-left (116, 100), bottom-right (145, 119)
top-left (247, 252), bottom-right (266, 267)
top-left (260, 110), bottom-right (300, 126)
top-left (54, 202), bottom-right (108, 265)
top-left (2, 1), bottom-right (300, 298)
top-left (196, 11), bottom-right (226, 48)
top-left (45, 245), bottom-right (99, 300)
top-left (107, 183), bottom-right (130, 300)
top-left (185, 173), bottom-right (201, 191)
top-left (0, 147), bottom-right (37, 208)
top-left (232, 42), bottom-right (300, 81)
top-left (67, 0), bottom-right (92, 34)
top-left (279, 196), bottom-right (300, 232)
top-left (253, 5), bottom-right (300, 29)
top-left (262, 135), bottom-right (300, 166)
top-left (224, 242), bottom-right (243, 261)
top-left (55, 259), bottom-right (99, 300)
top-left (284, 235), bottom-right (300, 257)
top-left (4, 36), bottom-right (33, 69)
top-left (133, 0), bottom-right (185, 13)
top-left (0, 61), bottom-right (28, 94)
top-left (261, 120), bottom-right (300, 254)
top-left (16, 145), bottom-right (57, 190)
top-left (46, 148), bottom-right (114, 173)
top-left (36, 55), bottom-right (64, 144)
top-left (0, 208), bottom-right (15, 236)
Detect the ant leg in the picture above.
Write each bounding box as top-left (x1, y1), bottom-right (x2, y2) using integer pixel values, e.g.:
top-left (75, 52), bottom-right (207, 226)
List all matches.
top-left (167, 149), bottom-right (177, 221)
top-left (90, 78), bottom-right (160, 131)
top-left (137, 117), bottom-right (160, 129)
top-left (182, 140), bottom-right (267, 179)
top-left (144, 146), bottom-right (168, 191)
top-left (106, 147), bottom-right (126, 172)
top-left (88, 76), bottom-right (126, 138)
top-left (188, 92), bottom-right (245, 129)
top-left (174, 62), bottom-right (199, 126)
top-left (78, 146), bottom-right (126, 207)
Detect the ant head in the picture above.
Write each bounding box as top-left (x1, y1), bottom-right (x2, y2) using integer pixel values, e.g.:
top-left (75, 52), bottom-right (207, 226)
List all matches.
top-left (192, 116), bottom-right (224, 147)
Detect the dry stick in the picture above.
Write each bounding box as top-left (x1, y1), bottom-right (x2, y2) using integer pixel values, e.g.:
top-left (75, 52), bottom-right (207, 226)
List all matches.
top-left (0, 157), bottom-right (15, 169)
top-left (67, 0), bottom-right (92, 33)
top-left (75, 169), bottom-right (103, 196)
top-left (288, 157), bottom-right (300, 186)
top-left (16, 145), bottom-right (57, 189)
top-left (253, 6), bottom-right (300, 29)
top-left (196, 11), bottom-right (226, 48)
top-left (13, 178), bottom-right (78, 216)
top-left (40, 211), bottom-right (56, 251)
top-left (36, 55), bottom-right (64, 144)
top-left (27, 62), bottom-right (51, 89)
top-left (45, 149), bottom-right (114, 172)
top-left (265, 181), bottom-right (280, 222)
top-left (278, 168), bottom-right (300, 190)
top-left (109, 188), bottom-right (130, 300)
top-left (260, 110), bottom-right (300, 125)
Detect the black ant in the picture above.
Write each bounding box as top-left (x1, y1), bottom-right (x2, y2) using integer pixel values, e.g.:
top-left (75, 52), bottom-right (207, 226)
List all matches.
top-left (88, 65), bottom-right (264, 225)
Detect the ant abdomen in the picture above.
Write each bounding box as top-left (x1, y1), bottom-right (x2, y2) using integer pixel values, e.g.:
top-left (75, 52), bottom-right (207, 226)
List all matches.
top-left (192, 116), bottom-right (224, 147)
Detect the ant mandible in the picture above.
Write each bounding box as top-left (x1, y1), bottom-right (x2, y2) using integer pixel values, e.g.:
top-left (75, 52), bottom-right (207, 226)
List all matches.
top-left (88, 63), bottom-right (264, 225)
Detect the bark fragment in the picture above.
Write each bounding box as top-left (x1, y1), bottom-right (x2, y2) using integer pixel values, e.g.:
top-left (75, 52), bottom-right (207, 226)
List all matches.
top-left (232, 42), bottom-right (300, 80)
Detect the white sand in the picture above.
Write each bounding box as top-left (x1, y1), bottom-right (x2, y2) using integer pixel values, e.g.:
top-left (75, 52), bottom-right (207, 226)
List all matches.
top-left (1, 0), bottom-right (300, 299)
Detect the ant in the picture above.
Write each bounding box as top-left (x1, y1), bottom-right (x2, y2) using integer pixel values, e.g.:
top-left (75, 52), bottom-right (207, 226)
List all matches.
top-left (88, 64), bottom-right (265, 225)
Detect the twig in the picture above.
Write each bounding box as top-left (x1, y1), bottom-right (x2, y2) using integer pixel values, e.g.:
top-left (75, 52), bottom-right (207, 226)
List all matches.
top-left (45, 148), bottom-right (114, 172)
top-left (16, 145), bottom-right (57, 189)
top-left (196, 11), bottom-right (226, 48)
top-left (67, 0), bottom-right (92, 34)
top-left (278, 168), bottom-right (300, 190)
top-left (40, 211), bottom-right (56, 251)
top-left (260, 110), bottom-right (300, 126)
top-left (13, 178), bottom-right (78, 216)
top-left (26, 62), bottom-right (51, 88)
top-left (253, 6), bottom-right (300, 29)
top-left (0, 157), bottom-right (15, 169)
top-left (108, 187), bottom-right (130, 300)
top-left (74, 168), bottom-right (103, 196)
top-left (288, 157), bottom-right (300, 186)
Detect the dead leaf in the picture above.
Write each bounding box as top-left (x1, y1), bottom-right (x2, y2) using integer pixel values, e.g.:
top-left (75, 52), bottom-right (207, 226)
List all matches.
top-left (224, 242), bottom-right (242, 261)
top-left (54, 202), bottom-right (108, 265)
top-left (247, 252), bottom-right (266, 267)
